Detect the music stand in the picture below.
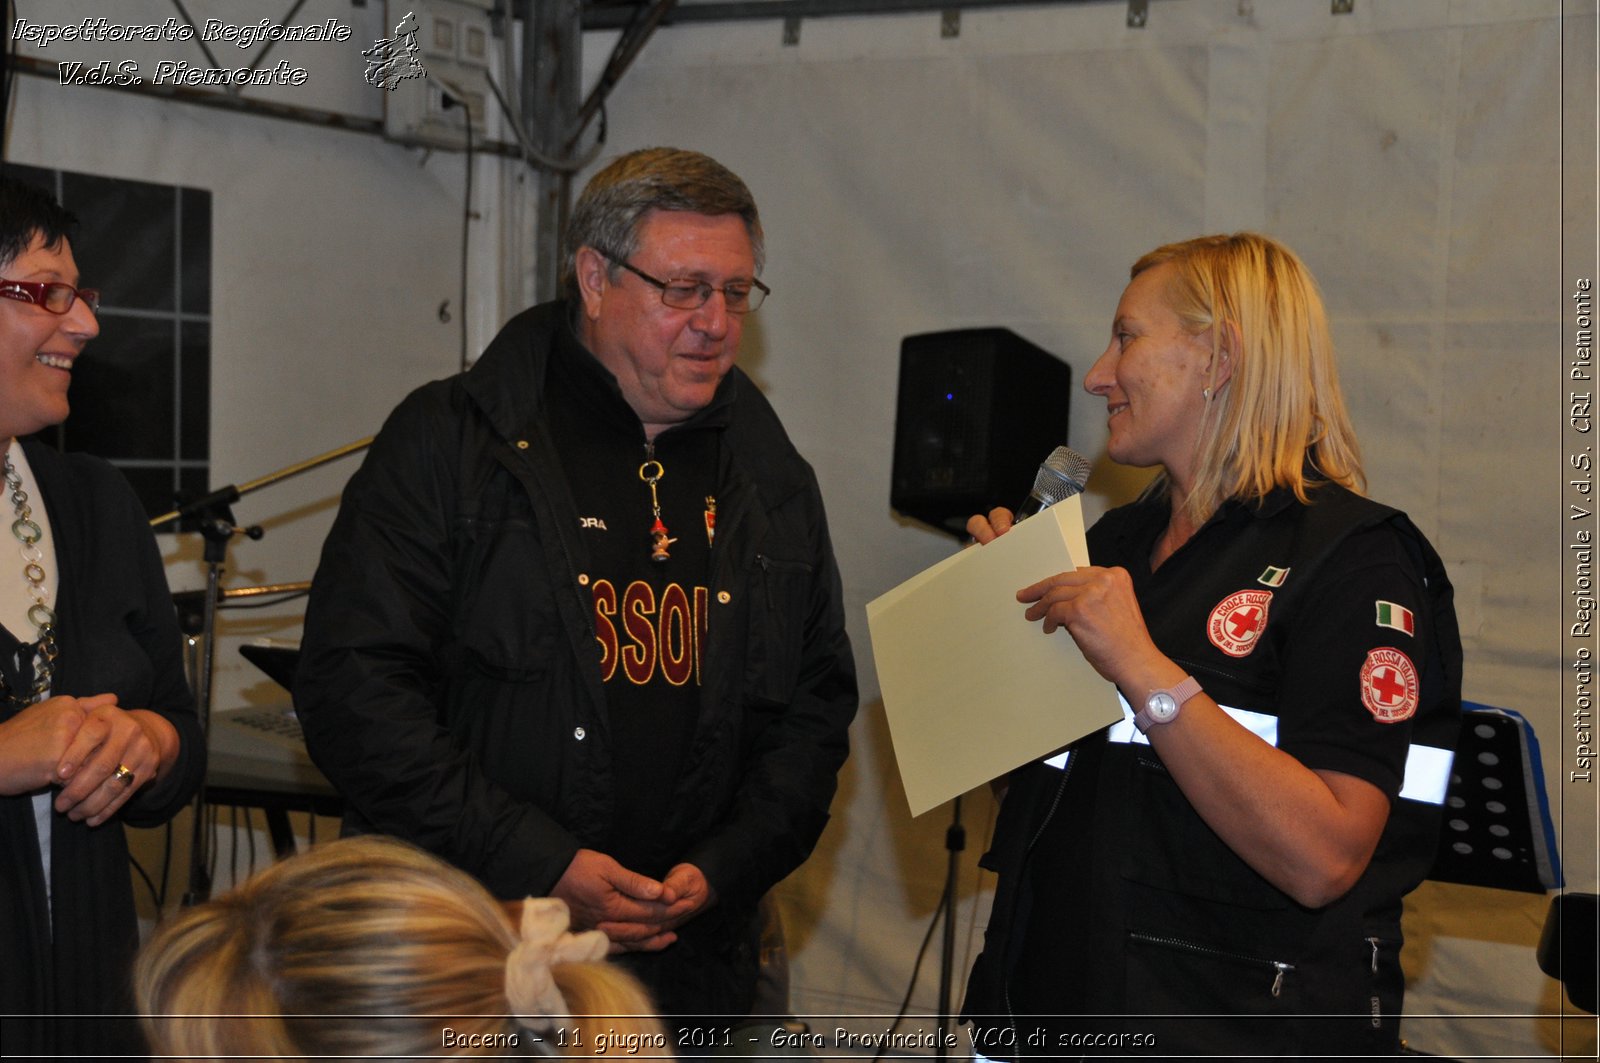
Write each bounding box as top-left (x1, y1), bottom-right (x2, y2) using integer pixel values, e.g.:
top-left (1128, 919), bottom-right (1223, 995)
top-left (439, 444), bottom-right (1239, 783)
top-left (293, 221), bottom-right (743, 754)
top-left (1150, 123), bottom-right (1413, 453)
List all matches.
top-left (1412, 704), bottom-right (1600, 1039)
top-left (1427, 702), bottom-right (1562, 893)
top-left (237, 641), bottom-right (301, 692)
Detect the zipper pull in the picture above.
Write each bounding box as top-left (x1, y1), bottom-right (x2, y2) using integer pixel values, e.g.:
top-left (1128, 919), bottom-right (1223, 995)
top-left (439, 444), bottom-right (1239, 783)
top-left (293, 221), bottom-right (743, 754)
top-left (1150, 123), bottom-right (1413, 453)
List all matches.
top-left (756, 554), bottom-right (774, 609)
top-left (1271, 961), bottom-right (1290, 998)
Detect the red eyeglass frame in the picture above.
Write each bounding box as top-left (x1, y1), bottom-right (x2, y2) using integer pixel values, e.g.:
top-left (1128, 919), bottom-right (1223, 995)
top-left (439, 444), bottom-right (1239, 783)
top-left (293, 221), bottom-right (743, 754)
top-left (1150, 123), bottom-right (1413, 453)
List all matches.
top-left (0, 279), bottom-right (101, 315)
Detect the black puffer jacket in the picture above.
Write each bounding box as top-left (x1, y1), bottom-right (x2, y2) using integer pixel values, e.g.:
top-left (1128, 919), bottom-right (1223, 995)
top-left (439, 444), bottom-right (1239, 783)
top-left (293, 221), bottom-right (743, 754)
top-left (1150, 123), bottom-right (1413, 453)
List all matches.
top-left (296, 301), bottom-right (857, 1017)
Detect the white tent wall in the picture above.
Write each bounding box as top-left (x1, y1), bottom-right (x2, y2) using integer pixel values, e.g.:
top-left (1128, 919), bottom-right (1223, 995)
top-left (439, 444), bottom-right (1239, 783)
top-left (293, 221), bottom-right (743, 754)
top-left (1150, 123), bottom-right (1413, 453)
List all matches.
top-left (6, 0), bottom-right (1596, 1059)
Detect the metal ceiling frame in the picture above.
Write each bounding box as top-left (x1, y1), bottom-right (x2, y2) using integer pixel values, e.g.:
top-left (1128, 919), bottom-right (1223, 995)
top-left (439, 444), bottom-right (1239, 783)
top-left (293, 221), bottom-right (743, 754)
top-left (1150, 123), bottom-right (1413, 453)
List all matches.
top-left (580, 0), bottom-right (1112, 31)
top-left (6, 0), bottom-right (1160, 302)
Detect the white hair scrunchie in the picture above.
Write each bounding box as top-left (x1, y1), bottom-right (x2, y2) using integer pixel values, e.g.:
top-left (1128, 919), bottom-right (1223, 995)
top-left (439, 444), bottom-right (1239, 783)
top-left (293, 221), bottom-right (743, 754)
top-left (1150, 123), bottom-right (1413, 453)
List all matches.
top-left (504, 897), bottom-right (610, 1032)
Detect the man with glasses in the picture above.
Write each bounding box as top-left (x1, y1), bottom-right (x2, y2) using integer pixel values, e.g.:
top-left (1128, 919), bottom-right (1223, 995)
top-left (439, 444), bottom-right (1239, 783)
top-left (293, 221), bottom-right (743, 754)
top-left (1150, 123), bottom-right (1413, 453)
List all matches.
top-left (297, 148), bottom-right (857, 1038)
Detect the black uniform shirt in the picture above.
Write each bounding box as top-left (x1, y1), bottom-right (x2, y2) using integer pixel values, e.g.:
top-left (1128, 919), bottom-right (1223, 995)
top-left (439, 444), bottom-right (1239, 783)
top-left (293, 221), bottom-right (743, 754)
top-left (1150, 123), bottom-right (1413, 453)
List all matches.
top-left (1003, 483), bottom-right (1460, 1052)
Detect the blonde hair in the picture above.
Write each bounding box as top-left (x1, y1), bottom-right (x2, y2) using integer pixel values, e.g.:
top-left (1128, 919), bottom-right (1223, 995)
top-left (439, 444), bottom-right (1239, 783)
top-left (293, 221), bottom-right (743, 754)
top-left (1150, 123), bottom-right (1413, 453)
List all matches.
top-left (1132, 233), bottom-right (1364, 524)
top-left (135, 836), bottom-right (669, 1061)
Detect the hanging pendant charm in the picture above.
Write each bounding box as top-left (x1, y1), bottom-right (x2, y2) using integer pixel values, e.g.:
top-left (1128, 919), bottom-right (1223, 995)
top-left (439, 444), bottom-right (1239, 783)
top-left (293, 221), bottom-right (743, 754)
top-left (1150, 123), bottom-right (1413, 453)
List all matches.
top-left (650, 517), bottom-right (676, 562)
top-left (640, 457), bottom-right (675, 563)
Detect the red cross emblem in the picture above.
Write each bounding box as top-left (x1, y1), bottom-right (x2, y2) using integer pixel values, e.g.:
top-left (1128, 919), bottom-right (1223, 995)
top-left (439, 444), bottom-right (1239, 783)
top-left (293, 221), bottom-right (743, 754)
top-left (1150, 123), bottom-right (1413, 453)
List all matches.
top-left (1207, 589), bottom-right (1273, 658)
top-left (1228, 606), bottom-right (1263, 639)
top-left (1360, 647), bottom-right (1419, 723)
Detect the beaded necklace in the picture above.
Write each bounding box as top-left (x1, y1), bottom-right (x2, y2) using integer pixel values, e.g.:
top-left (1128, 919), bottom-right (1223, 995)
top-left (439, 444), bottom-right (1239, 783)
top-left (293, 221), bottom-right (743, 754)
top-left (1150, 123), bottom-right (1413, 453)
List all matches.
top-left (1, 448), bottom-right (57, 706)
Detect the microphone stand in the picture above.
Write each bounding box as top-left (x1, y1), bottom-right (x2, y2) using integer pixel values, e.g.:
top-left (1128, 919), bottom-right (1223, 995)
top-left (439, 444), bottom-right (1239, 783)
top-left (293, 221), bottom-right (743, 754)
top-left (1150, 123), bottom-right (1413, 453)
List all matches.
top-left (149, 436), bottom-right (374, 531)
top-left (914, 523), bottom-right (972, 1059)
top-left (153, 437), bottom-right (372, 904)
top-left (936, 794), bottom-right (965, 1060)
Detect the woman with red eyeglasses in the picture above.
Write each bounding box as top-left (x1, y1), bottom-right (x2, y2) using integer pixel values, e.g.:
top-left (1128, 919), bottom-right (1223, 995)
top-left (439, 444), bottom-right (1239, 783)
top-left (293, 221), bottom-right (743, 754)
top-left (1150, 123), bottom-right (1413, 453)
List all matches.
top-left (0, 174), bottom-right (203, 1058)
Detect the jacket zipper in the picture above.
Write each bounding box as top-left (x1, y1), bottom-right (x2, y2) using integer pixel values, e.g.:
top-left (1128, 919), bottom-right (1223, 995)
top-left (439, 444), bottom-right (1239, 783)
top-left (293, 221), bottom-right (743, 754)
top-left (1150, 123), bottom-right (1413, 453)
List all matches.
top-left (1128, 931), bottom-right (1297, 998)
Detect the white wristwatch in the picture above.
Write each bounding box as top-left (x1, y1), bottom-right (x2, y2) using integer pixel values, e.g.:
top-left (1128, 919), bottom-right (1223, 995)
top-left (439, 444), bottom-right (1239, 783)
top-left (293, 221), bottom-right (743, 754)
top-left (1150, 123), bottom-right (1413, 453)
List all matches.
top-left (1134, 675), bottom-right (1203, 733)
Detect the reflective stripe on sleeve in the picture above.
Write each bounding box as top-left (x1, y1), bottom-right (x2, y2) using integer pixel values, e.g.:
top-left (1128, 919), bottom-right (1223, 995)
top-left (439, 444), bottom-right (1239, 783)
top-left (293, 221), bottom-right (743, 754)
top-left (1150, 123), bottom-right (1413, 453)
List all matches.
top-left (1397, 743), bottom-right (1454, 805)
top-left (1068, 695), bottom-right (1454, 805)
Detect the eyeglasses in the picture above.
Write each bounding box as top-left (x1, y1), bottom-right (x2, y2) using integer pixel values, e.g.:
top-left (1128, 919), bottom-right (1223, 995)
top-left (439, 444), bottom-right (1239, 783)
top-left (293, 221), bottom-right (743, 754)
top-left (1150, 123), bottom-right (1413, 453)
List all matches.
top-left (0, 279), bottom-right (101, 315)
top-left (600, 250), bottom-right (768, 314)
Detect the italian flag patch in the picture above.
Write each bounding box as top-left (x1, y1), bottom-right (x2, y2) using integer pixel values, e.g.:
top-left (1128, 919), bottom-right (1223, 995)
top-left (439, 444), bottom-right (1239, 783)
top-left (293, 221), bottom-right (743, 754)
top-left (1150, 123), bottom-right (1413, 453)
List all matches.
top-left (1258, 566), bottom-right (1290, 587)
top-left (1375, 600), bottom-right (1415, 635)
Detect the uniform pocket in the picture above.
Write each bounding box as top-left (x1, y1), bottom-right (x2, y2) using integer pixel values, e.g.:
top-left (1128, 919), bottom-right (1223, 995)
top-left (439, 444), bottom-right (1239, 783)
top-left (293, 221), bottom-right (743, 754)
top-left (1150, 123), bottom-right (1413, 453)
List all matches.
top-left (1125, 930), bottom-right (1301, 1054)
top-left (1129, 930), bottom-right (1298, 1000)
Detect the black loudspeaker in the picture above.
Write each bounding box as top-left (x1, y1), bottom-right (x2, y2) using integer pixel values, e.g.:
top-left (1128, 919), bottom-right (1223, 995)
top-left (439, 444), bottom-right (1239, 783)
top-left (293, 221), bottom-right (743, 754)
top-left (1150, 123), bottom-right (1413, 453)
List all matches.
top-left (891, 327), bottom-right (1073, 537)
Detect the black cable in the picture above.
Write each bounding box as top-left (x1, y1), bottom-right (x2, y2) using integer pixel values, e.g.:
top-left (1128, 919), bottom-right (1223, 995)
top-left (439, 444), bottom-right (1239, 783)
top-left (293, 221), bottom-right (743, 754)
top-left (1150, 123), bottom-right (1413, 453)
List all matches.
top-left (156, 818), bottom-right (174, 908)
top-left (245, 805), bottom-right (257, 878)
top-left (872, 874), bottom-right (951, 1062)
top-left (130, 852), bottom-right (160, 912)
top-left (228, 803), bottom-right (239, 888)
top-left (482, 70), bottom-right (605, 175)
top-left (435, 79), bottom-right (475, 373)
top-left (206, 801), bottom-right (219, 884)
top-left (460, 104), bottom-right (473, 373)
top-left (129, 819), bottom-right (179, 913)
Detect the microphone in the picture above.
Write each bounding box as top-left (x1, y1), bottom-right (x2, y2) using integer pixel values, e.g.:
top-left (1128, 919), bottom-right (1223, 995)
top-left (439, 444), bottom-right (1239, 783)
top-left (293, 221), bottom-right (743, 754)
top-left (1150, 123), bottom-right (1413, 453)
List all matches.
top-left (1013, 446), bottom-right (1092, 521)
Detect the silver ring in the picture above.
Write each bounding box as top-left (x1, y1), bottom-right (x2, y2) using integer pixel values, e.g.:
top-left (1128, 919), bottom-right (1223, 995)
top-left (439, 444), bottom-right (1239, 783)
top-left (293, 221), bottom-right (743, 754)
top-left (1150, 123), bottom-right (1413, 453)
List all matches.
top-left (113, 764), bottom-right (135, 786)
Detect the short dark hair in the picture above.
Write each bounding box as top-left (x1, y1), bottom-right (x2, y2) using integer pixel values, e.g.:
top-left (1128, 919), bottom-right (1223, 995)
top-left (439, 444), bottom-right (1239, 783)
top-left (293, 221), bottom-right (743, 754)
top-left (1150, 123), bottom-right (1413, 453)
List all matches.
top-left (562, 147), bottom-right (763, 303)
top-left (0, 174), bottom-right (78, 269)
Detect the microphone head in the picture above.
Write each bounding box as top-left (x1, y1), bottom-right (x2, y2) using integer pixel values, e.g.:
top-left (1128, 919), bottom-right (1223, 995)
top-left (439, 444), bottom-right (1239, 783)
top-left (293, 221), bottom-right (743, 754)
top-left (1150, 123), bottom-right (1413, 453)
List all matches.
top-left (1033, 446), bottom-right (1092, 505)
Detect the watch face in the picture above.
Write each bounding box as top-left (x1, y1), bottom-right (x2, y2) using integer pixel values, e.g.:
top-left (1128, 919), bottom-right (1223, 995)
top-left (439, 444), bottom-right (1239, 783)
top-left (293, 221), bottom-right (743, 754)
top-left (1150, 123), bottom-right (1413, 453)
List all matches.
top-left (1146, 691), bottom-right (1179, 723)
